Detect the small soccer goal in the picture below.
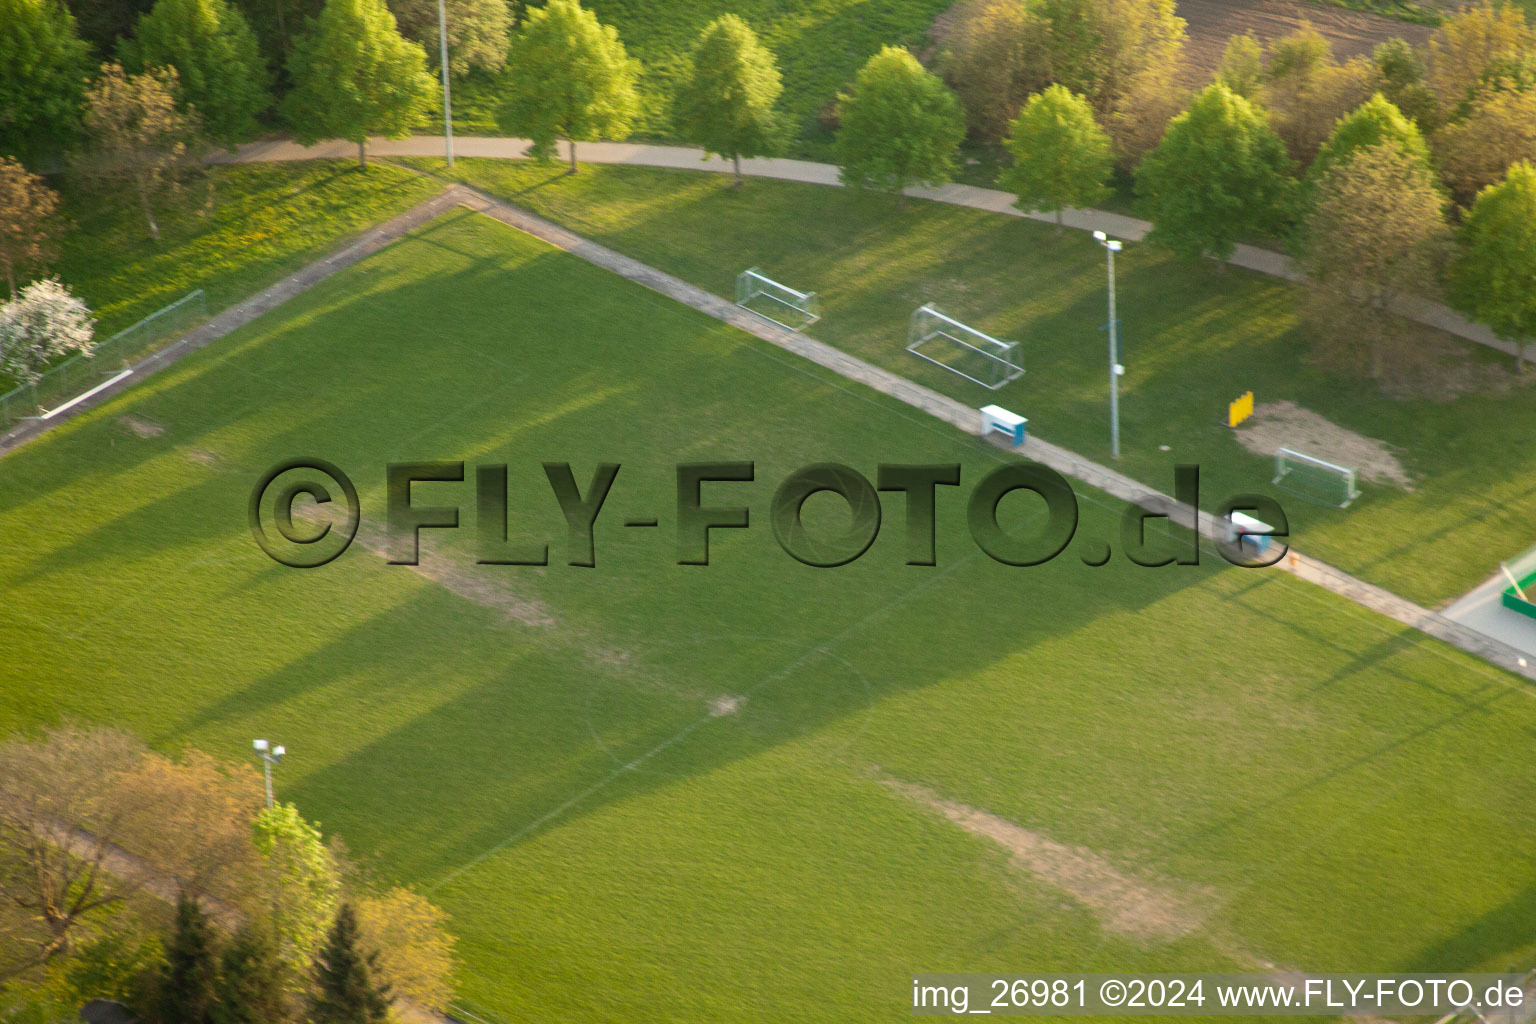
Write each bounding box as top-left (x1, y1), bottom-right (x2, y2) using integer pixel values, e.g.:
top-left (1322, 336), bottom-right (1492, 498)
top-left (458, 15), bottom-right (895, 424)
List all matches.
top-left (736, 268), bottom-right (820, 330)
top-left (1273, 447), bottom-right (1362, 508)
top-left (906, 304), bottom-right (1023, 391)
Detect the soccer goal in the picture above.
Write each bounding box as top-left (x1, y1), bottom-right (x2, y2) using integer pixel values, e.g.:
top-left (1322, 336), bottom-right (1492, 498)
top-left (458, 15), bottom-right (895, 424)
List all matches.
top-left (1273, 447), bottom-right (1362, 508)
top-left (736, 268), bottom-right (820, 330)
top-left (906, 304), bottom-right (1023, 390)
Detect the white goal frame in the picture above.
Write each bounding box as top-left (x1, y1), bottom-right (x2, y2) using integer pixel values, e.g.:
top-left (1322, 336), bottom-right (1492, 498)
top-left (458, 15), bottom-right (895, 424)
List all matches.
top-left (1273, 447), bottom-right (1361, 508)
top-left (906, 304), bottom-right (1023, 390)
top-left (736, 268), bottom-right (820, 330)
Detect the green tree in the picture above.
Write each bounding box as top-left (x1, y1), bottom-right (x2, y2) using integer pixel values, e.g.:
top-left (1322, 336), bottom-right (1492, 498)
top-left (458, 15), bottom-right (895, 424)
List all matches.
top-left (120, 0), bottom-right (270, 150)
top-left (1263, 25), bottom-right (1377, 165)
top-left (1372, 37), bottom-right (1437, 129)
top-left (0, 0), bottom-right (92, 165)
top-left (1135, 82), bottom-right (1295, 262)
top-left (1426, 0), bottom-right (1536, 121)
top-left (1302, 143), bottom-right (1449, 378)
top-left (212, 927), bottom-right (286, 1024)
top-left (1310, 93), bottom-right (1431, 180)
top-left (283, 0), bottom-right (438, 168)
top-left (1216, 32), bottom-right (1264, 99)
top-left (250, 803), bottom-right (340, 982)
top-left (309, 904), bottom-right (390, 1024)
top-left (835, 46), bottom-right (965, 196)
top-left (934, 0), bottom-right (1053, 144)
top-left (65, 0), bottom-right (156, 55)
top-left (387, 0), bottom-right (511, 76)
top-left (77, 62), bottom-right (204, 241)
top-left (1041, 0), bottom-right (1186, 114)
top-left (999, 84), bottom-right (1111, 231)
top-left (160, 897), bottom-right (220, 1024)
top-left (1435, 87), bottom-right (1536, 201)
top-left (496, 0), bottom-right (639, 174)
top-left (674, 15), bottom-right (783, 186)
top-left (1450, 161), bottom-right (1536, 369)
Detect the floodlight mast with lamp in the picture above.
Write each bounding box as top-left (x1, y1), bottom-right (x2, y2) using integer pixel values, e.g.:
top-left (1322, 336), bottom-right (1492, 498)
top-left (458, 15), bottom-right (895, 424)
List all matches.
top-left (253, 738), bottom-right (285, 809)
top-left (1093, 231), bottom-right (1124, 459)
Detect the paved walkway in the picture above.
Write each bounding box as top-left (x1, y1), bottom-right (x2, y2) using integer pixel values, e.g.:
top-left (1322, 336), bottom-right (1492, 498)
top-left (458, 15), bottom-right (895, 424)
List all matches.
top-left (222, 135), bottom-right (1536, 366)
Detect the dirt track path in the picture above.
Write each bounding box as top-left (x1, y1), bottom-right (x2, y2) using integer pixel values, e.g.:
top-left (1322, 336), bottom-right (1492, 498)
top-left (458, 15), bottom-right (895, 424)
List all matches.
top-left (1177, 0), bottom-right (1434, 81)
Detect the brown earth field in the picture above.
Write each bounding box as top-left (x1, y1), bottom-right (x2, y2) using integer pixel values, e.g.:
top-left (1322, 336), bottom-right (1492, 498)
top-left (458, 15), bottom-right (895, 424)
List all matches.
top-left (1176, 0), bottom-right (1436, 82)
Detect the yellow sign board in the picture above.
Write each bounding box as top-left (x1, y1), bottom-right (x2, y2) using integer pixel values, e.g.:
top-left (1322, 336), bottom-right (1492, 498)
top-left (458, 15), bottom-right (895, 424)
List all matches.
top-left (1228, 390), bottom-right (1254, 428)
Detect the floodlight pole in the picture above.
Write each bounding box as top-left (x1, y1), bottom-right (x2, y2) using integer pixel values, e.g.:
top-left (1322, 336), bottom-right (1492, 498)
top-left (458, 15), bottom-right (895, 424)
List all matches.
top-left (1094, 231), bottom-right (1123, 460)
top-left (253, 739), bottom-right (285, 810)
top-left (438, 0), bottom-right (454, 167)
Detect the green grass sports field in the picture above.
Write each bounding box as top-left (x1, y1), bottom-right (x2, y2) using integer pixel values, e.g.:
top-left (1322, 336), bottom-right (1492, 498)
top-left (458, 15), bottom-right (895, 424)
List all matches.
top-left (6, 206), bottom-right (1536, 1020)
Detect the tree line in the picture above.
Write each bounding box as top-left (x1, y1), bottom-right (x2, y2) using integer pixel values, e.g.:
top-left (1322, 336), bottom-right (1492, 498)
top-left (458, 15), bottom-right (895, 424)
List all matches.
top-left (2, 0), bottom-right (1534, 381)
top-left (0, 725), bottom-right (454, 1023)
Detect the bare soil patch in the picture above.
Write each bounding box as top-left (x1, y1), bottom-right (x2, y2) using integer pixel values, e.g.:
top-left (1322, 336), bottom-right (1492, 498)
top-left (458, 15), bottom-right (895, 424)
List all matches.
top-left (1177, 0), bottom-right (1433, 83)
top-left (1235, 400), bottom-right (1412, 489)
top-left (708, 694), bottom-right (745, 717)
top-left (117, 415), bottom-right (165, 438)
top-left (883, 778), bottom-right (1208, 944)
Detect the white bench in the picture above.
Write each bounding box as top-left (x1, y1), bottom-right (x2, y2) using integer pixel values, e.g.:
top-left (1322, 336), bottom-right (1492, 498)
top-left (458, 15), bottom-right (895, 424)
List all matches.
top-left (980, 404), bottom-right (1027, 446)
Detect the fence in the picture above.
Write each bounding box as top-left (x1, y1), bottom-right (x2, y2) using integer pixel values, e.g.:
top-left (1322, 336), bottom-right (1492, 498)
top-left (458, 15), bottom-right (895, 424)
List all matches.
top-left (0, 289), bottom-right (207, 430)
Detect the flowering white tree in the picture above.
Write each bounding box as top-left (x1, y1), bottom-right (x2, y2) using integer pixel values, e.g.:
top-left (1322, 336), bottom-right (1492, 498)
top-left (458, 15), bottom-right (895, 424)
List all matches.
top-left (0, 279), bottom-right (96, 387)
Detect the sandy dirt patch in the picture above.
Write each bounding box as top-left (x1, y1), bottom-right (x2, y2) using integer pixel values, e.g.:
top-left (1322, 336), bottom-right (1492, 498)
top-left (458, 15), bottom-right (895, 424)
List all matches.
top-left (118, 415), bottom-right (165, 438)
top-left (883, 778), bottom-right (1208, 944)
top-left (708, 694), bottom-right (745, 717)
top-left (1236, 400), bottom-right (1412, 489)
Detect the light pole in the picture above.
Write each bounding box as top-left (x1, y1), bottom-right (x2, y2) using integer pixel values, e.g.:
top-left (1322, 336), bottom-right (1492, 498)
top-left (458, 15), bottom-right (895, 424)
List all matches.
top-left (1093, 230), bottom-right (1123, 460)
top-left (437, 0), bottom-right (454, 167)
top-left (253, 738), bottom-right (285, 810)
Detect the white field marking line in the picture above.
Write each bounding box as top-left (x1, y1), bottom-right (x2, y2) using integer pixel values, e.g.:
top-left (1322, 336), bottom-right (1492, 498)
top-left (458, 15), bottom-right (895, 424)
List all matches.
top-left (423, 545), bottom-right (980, 895)
top-left (579, 634), bottom-right (874, 772)
top-left (37, 369), bottom-right (135, 419)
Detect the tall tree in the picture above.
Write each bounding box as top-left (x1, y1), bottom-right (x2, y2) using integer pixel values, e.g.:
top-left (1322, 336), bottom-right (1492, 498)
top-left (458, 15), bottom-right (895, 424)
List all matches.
top-left (1040, 0), bottom-right (1186, 115)
top-left (1450, 161), bottom-right (1536, 370)
top-left (999, 84), bottom-right (1111, 231)
top-left (355, 888), bottom-right (455, 1013)
top-left (0, 158), bottom-right (62, 298)
top-left (1105, 64), bottom-right (1187, 168)
top-left (77, 62), bottom-right (204, 241)
top-left (251, 803), bottom-right (340, 982)
top-left (835, 46), bottom-right (965, 196)
top-left (0, 727), bottom-right (144, 978)
top-left (934, 0), bottom-right (1053, 144)
top-left (1301, 143), bottom-right (1449, 378)
top-left (1263, 25), bottom-right (1377, 165)
top-left (120, 0), bottom-right (270, 150)
top-left (1426, 0), bottom-right (1536, 121)
top-left (309, 904), bottom-right (391, 1024)
top-left (1134, 82), bottom-right (1295, 262)
top-left (1372, 37), bottom-right (1438, 129)
top-left (0, 0), bottom-right (92, 166)
top-left (212, 927), bottom-right (286, 1024)
top-left (496, 0), bottom-right (639, 174)
top-left (387, 0), bottom-right (511, 76)
top-left (1216, 32), bottom-right (1264, 99)
top-left (1310, 93), bottom-right (1432, 180)
top-left (1433, 87), bottom-right (1536, 201)
top-left (160, 897), bottom-right (220, 1024)
top-left (675, 15), bottom-right (784, 186)
top-left (283, 0), bottom-right (438, 168)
